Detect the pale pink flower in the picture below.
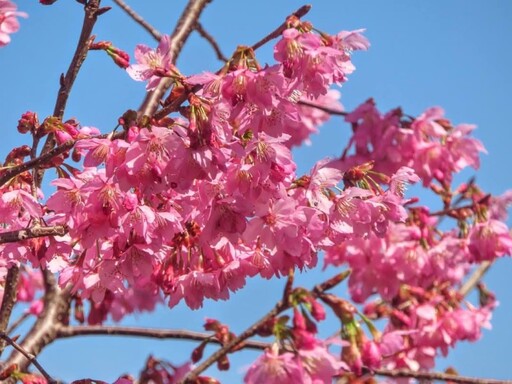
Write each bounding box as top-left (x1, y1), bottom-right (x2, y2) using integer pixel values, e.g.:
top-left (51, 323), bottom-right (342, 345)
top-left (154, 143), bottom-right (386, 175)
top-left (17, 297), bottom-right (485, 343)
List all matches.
top-left (468, 219), bottom-right (512, 262)
top-left (126, 35), bottom-right (182, 90)
top-left (245, 345), bottom-right (306, 384)
top-left (0, 0), bottom-right (27, 47)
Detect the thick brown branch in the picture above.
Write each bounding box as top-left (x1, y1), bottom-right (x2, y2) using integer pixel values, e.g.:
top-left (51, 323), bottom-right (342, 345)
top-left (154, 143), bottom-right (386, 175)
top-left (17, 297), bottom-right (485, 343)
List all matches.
top-left (0, 140), bottom-right (75, 188)
top-left (251, 4), bottom-right (311, 51)
top-left (371, 367), bottom-right (512, 384)
top-left (0, 267), bottom-right (20, 356)
top-left (138, 0), bottom-right (213, 117)
top-left (0, 226), bottom-right (67, 244)
top-left (113, 0), bottom-right (162, 41)
top-left (0, 332), bottom-right (57, 383)
top-left (6, 271), bottom-right (70, 374)
top-left (56, 326), bottom-right (269, 350)
top-left (194, 22), bottom-right (228, 62)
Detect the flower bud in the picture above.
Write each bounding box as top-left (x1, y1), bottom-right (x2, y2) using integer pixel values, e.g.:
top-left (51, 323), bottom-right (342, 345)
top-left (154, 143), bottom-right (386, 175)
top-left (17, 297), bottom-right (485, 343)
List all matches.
top-left (17, 111), bottom-right (39, 134)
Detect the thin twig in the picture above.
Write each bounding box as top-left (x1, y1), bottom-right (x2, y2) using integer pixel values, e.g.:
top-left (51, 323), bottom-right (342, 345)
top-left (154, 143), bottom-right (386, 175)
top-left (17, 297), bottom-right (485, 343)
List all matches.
top-left (56, 326), bottom-right (270, 350)
top-left (113, 0), bottom-right (162, 41)
top-left (138, 0), bottom-right (213, 117)
top-left (0, 225), bottom-right (67, 244)
top-left (298, 99), bottom-right (347, 116)
top-left (6, 313), bottom-right (31, 336)
top-left (0, 140), bottom-right (75, 188)
top-left (459, 261), bottom-right (493, 298)
top-left (251, 4), bottom-right (311, 51)
top-left (36, 0), bottom-right (103, 189)
top-left (371, 367), bottom-right (512, 384)
top-left (182, 272), bottom-right (345, 383)
top-left (194, 21), bottom-right (228, 62)
top-left (0, 268), bottom-right (20, 356)
top-left (183, 300), bottom-right (287, 383)
top-left (152, 4), bottom-right (313, 121)
top-left (0, 332), bottom-right (57, 383)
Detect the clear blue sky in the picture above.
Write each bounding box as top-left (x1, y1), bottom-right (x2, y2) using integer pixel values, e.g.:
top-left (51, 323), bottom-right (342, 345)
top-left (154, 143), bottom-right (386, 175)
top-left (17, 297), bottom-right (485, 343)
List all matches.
top-left (1, 1), bottom-right (511, 382)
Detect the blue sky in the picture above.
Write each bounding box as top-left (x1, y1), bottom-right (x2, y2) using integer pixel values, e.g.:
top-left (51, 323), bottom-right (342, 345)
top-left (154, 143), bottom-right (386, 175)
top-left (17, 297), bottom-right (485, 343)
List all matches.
top-left (1, 1), bottom-right (511, 382)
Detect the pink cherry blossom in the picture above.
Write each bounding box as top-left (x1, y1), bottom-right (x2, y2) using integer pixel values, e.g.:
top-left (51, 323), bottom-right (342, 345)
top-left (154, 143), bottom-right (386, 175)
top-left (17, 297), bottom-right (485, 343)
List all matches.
top-left (0, 0), bottom-right (26, 47)
top-left (126, 35), bottom-right (181, 90)
top-left (244, 345), bottom-right (306, 384)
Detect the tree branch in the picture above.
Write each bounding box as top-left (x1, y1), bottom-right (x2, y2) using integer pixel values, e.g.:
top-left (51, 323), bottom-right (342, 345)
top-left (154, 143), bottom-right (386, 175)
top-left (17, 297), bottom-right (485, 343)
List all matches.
top-left (371, 367), bottom-right (512, 384)
top-left (138, 0), bottom-right (213, 118)
top-left (251, 4), bottom-right (311, 51)
top-left (298, 99), bottom-right (347, 116)
top-left (56, 325), bottom-right (269, 350)
top-left (194, 21), bottom-right (228, 62)
top-left (6, 313), bottom-right (30, 336)
top-left (0, 226), bottom-right (67, 244)
top-left (0, 332), bottom-right (57, 383)
top-left (0, 267), bottom-right (20, 356)
top-left (459, 261), bottom-right (493, 298)
top-left (36, 0), bottom-right (104, 189)
top-left (52, 1), bottom-right (103, 120)
top-left (182, 272), bottom-right (345, 383)
top-left (113, 0), bottom-right (162, 41)
top-left (5, 271), bottom-right (70, 374)
top-left (0, 140), bottom-right (75, 188)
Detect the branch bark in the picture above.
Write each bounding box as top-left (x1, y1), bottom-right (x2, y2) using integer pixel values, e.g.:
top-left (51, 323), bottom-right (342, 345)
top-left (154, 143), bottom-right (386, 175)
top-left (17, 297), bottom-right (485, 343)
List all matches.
top-left (194, 21), bottom-right (228, 62)
top-left (5, 271), bottom-right (70, 374)
top-left (0, 225), bottom-right (67, 244)
top-left (56, 326), bottom-right (269, 350)
top-left (36, 0), bottom-right (103, 189)
top-left (0, 267), bottom-right (20, 356)
top-left (0, 332), bottom-right (57, 383)
top-left (371, 367), bottom-right (512, 384)
top-left (113, 0), bottom-right (162, 41)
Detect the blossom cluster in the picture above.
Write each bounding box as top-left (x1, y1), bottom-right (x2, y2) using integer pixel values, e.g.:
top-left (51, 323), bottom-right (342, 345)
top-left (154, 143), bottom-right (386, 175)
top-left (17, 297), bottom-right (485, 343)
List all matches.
top-left (0, 8), bottom-right (510, 383)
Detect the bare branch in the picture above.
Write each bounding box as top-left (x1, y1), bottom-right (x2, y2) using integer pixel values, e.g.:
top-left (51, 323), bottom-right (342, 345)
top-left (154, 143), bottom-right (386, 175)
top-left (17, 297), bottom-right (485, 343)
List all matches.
top-left (138, 0), bottom-right (213, 117)
top-left (113, 0), bottom-right (162, 41)
top-left (6, 313), bottom-right (31, 336)
top-left (298, 99), bottom-right (347, 116)
top-left (0, 332), bottom-right (57, 383)
top-left (36, 0), bottom-right (103, 189)
top-left (56, 326), bottom-right (269, 350)
top-left (194, 22), bottom-right (228, 62)
top-left (0, 267), bottom-right (20, 356)
top-left (370, 367), bottom-right (512, 384)
top-left (459, 261), bottom-right (493, 298)
top-left (251, 4), bottom-right (311, 51)
top-left (0, 226), bottom-right (67, 244)
top-left (52, 1), bottom-right (102, 120)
